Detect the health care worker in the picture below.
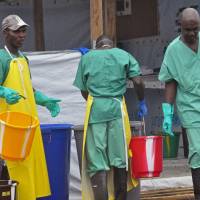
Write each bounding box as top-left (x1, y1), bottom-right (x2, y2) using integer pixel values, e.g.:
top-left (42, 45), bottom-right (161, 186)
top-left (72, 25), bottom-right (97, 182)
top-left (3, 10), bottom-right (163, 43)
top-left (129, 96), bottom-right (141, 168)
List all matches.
top-left (0, 15), bottom-right (61, 200)
top-left (73, 35), bottom-right (147, 200)
top-left (159, 8), bottom-right (200, 200)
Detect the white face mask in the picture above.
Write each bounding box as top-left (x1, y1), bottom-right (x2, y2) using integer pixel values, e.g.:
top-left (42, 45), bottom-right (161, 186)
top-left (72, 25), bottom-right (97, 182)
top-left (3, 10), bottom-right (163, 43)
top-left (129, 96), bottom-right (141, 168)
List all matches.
top-left (101, 44), bottom-right (112, 48)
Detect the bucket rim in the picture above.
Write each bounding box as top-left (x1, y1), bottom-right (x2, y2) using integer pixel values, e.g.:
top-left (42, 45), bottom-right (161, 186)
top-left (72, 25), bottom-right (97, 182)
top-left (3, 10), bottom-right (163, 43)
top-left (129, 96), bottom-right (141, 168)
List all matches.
top-left (131, 135), bottom-right (163, 139)
top-left (0, 111), bottom-right (39, 129)
top-left (162, 132), bottom-right (181, 136)
top-left (40, 123), bottom-right (73, 130)
top-left (151, 132), bottom-right (181, 137)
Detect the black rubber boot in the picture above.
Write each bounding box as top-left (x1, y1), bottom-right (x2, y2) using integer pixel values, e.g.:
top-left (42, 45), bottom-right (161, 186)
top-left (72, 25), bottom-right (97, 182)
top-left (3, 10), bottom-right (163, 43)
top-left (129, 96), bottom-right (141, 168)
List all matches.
top-left (0, 159), bottom-right (9, 180)
top-left (91, 171), bottom-right (108, 200)
top-left (191, 168), bottom-right (200, 200)
top-left (114, 167), bottom-right (127, 200)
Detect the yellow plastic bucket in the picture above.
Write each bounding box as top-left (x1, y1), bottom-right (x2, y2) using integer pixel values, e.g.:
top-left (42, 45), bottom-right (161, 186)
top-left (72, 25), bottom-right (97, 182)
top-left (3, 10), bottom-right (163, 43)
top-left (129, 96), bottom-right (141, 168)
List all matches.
top-left (0, 111), bottom-right (39, 161)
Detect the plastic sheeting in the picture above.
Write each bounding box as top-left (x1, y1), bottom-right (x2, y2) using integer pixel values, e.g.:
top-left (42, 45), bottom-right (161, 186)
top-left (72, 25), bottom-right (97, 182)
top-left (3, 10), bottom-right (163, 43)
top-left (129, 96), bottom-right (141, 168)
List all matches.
top-left (27, 50), bottom-right (86, 125)
top-left (27, 51), bottom-right (83, 200)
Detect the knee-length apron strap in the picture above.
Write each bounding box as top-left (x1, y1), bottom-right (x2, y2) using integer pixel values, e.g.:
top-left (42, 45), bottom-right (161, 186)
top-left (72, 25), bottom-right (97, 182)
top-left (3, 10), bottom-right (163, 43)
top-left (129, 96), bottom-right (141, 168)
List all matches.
top-left (81, 95), bottom-right (138, 200)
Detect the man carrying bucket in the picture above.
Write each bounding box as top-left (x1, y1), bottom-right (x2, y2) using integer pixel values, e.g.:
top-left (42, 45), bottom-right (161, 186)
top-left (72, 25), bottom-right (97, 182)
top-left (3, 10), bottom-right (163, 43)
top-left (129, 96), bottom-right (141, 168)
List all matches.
top-left (0, 15), bottom-right (61, 200)
top-left (73, 35), bottom-right (147, 200)
top-left (159, 8), bottom-right (200, 200)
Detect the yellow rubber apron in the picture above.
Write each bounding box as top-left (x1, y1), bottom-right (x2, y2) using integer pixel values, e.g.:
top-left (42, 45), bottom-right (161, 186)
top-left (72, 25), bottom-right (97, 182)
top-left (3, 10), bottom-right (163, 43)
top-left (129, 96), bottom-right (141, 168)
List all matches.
top-left (81, 95), bottom-right (138, 200)
top-left (0, 48), bottom-right (51, 200)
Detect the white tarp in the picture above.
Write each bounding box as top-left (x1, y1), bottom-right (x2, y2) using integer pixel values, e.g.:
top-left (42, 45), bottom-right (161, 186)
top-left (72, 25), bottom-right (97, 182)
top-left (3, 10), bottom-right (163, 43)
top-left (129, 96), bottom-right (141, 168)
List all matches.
top-left (27, 50), bottom-right (86, 125)
top-left (27, 50), bottom-right (83, 200)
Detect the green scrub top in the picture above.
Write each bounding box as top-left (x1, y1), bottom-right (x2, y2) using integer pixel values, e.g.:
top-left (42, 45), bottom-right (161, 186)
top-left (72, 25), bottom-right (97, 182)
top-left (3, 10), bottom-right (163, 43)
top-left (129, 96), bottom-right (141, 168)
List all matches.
top-left (0, 49), bottom-right (29, 85)
top-left (0, 49), bottom-right (12, 84)
top-left (73, 47), bottom-right (141, 123)
top-left (159, 33), bottom-right (200, 128)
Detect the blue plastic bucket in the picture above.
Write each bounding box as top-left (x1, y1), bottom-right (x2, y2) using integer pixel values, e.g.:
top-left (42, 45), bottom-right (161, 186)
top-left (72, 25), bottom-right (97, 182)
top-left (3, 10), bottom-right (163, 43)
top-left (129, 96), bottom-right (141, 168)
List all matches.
top-left (37, 124), bottom-right (72, 200)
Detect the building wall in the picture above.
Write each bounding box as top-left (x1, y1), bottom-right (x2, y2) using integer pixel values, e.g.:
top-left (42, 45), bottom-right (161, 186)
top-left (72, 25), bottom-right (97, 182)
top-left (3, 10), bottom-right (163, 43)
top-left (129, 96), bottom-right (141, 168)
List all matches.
top-left (116, 0), bottom-right (159, 40)
top-left (119, 0), bottom-right (200, 69)
top-left (1, 0), bottom-right (199, 59)
top-left (0, 0), bottom-right (90, 51)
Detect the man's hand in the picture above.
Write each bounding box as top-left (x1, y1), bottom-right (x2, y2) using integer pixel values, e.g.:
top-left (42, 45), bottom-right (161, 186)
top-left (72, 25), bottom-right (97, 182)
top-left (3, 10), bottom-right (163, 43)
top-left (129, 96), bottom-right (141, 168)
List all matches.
top-left (45, 99), bottom-right (61, 117)
top-left (138, 99), bottom-right (148, 119)
top-left (0, 86), bottom-right (22, 104)
top-left (34, 90), bottom-right (61, 117)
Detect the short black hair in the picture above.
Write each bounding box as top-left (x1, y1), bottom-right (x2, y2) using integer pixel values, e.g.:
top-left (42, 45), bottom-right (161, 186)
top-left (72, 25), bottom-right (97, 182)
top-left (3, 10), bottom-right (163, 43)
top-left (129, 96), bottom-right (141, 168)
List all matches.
top-left (95, 34), bottom-right (113, 48)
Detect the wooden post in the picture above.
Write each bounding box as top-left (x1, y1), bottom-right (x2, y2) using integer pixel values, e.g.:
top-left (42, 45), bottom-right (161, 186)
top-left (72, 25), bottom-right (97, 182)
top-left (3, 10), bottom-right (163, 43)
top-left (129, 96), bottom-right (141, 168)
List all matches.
top-left (90, 0), bottom-right (116, 47)
top-left (33, 0), bottom-right (45, 51)
top-left (103, 0), bottom-right (116, 45)
top-left (90, 0), bottom-right (103, 48)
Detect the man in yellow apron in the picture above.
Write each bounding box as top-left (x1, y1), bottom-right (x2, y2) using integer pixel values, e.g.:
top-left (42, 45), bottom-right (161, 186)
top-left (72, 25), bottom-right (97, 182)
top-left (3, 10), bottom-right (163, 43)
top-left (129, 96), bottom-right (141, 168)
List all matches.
top-left (73, 35), bottom-right (147, 200)
top-left (0, 15), bottom-right (61, 200)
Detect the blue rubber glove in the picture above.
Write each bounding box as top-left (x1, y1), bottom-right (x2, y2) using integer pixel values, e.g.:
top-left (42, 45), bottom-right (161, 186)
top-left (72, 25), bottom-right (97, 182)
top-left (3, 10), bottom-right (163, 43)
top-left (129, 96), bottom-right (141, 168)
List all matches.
top-left (0, 86), bottom-right (21, 104)
top-left (162, 103), bottom-right (174, 136)
top-left (34, 90), bottom-right (61, 117)
top-left (138, 99), bottom-right (148, 119)
top-left (75, 47), bottom-right (90, 55)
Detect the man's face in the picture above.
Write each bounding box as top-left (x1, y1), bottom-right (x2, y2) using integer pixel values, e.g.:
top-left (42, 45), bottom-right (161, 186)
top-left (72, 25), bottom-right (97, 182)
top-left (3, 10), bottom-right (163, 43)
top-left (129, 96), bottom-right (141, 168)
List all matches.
top-left (4, 26), bottom-right (27, 49)
top-left (181, 19), bottom-right (200, 44)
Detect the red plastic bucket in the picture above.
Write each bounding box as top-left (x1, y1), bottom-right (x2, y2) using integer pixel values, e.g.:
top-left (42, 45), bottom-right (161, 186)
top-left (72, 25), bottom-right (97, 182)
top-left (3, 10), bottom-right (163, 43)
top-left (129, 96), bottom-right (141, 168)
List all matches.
top-left (129, 136), bottom-right (163, 178)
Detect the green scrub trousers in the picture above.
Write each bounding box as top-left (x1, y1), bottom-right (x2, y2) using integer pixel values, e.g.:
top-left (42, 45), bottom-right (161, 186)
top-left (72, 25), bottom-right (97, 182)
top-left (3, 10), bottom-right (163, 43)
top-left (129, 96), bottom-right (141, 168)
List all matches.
top-left (86, 118), bottom-right (126, 177)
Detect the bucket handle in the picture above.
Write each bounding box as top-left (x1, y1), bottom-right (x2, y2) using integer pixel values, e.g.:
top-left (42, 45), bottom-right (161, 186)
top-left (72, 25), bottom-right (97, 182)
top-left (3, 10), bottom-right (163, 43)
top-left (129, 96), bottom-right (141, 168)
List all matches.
top-left (142, 117), bottom-right (146, 136)
top-left (5, 95), bottom-right (33, 128)
top-left (131, 119), bottom-right (146, 137)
